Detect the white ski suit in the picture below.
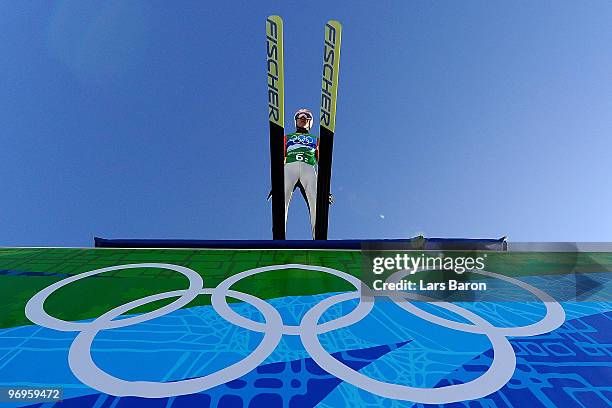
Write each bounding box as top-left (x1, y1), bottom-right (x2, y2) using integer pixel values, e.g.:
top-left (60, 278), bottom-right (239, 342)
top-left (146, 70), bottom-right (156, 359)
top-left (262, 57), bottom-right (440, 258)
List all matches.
top-left (284, 131), bottom-right (318, 238)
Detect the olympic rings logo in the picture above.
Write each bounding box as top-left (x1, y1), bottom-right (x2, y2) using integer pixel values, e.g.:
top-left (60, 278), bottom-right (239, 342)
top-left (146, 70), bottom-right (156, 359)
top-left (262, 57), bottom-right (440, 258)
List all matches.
top-left (289, 135), bottom-right (315, 145)
top-left (25, 263), bottom-right (565, 403)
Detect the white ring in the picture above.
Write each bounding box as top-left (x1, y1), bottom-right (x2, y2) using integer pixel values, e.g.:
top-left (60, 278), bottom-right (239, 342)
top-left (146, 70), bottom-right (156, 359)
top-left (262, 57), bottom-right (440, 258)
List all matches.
top-left (211, 264), bottom-right (374, 335)
top-left (25, 263), bottom-right (203, 331)
top-left (386, 269), bottom-right (565, 336)
top-left (68, 288), bottom-right (283, 398)
top-left (300, 291), bottom-right (516, 403)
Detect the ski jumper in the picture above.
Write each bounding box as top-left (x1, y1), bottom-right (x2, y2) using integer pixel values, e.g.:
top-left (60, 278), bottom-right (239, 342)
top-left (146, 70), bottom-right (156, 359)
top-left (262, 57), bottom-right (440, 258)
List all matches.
top-left (284, 129), bottom-right (318, 238)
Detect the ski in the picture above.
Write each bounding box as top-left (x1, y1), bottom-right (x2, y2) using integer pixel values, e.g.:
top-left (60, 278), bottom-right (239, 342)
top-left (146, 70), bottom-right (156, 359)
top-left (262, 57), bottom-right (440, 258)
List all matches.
top-left (315, 20), bottom-right (342, 240)
top-left (266, 15), bottom-right (286, 240)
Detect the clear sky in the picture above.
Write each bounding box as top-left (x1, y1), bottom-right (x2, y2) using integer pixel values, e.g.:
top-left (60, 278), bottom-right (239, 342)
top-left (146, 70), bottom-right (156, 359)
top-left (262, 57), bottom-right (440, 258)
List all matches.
top-left (1, 1), bottom-right (611, 246)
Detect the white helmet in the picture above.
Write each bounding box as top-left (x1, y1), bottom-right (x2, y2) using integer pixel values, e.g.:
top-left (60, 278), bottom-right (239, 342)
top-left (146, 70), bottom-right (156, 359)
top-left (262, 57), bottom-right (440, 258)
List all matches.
top-left (294, 108), bottom-right (313, 130)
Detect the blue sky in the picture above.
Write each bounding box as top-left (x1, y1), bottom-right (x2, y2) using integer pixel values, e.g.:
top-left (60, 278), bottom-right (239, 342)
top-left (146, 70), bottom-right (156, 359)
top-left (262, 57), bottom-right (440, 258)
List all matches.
top-left (1, 1), bottom-right (611, 246)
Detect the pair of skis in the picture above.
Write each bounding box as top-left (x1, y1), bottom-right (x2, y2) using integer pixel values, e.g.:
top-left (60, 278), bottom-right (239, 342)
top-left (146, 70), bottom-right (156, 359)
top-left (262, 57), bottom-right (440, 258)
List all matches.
top-left (266, 15), bottom-right (342, 240)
